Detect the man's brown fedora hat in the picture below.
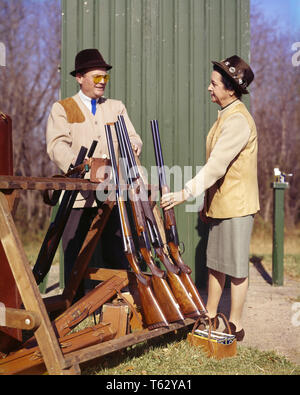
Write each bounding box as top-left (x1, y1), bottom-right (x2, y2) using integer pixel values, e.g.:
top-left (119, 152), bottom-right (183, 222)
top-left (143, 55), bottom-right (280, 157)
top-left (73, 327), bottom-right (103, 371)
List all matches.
top-left (212, 55), bottom-right (254, 94)
top-left (70, 48), bottom-right (112, 76)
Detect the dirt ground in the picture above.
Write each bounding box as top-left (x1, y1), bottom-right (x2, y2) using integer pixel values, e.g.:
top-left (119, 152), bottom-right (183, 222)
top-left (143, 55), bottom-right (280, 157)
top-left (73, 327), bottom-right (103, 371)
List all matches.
top-left (213, 261), bottom-right (300, 365)
top-left (44, 260), bottom-right (300, 366)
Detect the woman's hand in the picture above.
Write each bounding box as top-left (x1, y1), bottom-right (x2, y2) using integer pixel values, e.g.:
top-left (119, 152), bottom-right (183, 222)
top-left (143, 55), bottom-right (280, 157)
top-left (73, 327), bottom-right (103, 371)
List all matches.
top-left (160, 190), bottom-right (187, 210)
top-left (132, 143), bottom-right (141, 156)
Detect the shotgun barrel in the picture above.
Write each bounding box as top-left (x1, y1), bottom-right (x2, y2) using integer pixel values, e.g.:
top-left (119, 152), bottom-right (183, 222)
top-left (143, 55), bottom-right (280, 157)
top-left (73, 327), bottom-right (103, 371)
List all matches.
top-left (115, 121), bottom-right (184, 324)
top-left (151, 119), bottom-right (207, 314)
top-left (105, 124), bottom-right (168, 329)
top-left (33, 141), bottom-right (97, 285)
top-left (118, 115), bottom-right (200, 319)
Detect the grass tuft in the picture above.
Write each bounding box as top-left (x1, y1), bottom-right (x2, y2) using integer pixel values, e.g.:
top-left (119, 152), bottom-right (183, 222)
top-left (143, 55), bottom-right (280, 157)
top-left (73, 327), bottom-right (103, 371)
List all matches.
top-left (82, 330), bottom-right (300, 375)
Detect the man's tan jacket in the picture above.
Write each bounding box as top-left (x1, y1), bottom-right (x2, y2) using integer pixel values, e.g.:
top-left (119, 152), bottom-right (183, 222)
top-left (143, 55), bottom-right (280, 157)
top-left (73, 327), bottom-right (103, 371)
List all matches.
top-left (46, 93), bottom-right (143, 207)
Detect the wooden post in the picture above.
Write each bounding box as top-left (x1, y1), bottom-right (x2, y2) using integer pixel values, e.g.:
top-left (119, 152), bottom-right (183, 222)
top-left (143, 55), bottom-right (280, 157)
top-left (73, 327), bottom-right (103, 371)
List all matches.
top-left (0, 192), bottom-right (77, 374)
top-left (0, 175), bottom-right (198, 375)
top-left (62, 200), bottom-right (114, 307)
top-left (271, 182), bottom-right (289, 286)
top-left (0, 113), bottom-right (22, 353)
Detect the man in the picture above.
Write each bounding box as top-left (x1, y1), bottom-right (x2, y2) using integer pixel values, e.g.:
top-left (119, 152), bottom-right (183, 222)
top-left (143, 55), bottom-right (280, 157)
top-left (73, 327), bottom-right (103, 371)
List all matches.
top-left (46, 48), bottom-right (143, 294)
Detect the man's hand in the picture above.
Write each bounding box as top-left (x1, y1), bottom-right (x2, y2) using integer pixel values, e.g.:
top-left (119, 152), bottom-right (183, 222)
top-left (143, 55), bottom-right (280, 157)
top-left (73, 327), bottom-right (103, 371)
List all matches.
top-left (83, 157), bottom-right (93, 168)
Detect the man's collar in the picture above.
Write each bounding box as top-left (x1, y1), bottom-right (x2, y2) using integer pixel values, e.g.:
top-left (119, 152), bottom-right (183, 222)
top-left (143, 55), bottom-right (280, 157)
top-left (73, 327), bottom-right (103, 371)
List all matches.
top-left (78, 90), bottom-right (106, 105)
top-left (79, 89), bottom-right (93, 103)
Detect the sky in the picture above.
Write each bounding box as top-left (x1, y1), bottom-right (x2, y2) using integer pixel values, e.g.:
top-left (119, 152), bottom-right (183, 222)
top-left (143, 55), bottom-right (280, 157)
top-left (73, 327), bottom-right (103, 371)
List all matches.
top-left (12, 0), bottom-right (300, 34)
top-left (251, 0), bottom-right (300, 35)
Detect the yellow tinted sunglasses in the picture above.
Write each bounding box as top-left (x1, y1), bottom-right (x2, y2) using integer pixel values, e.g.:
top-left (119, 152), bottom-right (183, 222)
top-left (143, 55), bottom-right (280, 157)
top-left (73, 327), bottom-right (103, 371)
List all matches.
top-left (93, 74), bottom-right (110, 84)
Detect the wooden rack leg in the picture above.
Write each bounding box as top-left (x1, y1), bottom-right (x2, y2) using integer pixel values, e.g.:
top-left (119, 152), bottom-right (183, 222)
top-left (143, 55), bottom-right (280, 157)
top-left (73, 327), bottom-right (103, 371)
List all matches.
top-left (62, 200), bottom-right (114, 307)
top-left (0, 192), bottom-right (76, 375)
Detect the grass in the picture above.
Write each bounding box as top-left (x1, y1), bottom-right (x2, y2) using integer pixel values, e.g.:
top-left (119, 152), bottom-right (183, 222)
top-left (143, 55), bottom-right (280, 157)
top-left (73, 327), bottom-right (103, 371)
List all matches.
top-left (16, 218), bottom-right (300, 375)
top-left (250, 215), bottom-right (300, 281)
top-left (20, 226), bottom-right (61, 268)
top-left (82, 219), bottom-right (300, 375)
top-left (81, 329), bottom-right (299, 375)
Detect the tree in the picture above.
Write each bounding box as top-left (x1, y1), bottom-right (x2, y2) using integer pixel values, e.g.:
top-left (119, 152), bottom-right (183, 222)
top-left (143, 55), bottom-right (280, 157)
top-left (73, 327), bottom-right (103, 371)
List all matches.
top-left (0, 0), bottom-right (61, 231)
top-left (1, 1), bottom-right (299, 231)
top-left (251, 8), bottom-right (300, 227)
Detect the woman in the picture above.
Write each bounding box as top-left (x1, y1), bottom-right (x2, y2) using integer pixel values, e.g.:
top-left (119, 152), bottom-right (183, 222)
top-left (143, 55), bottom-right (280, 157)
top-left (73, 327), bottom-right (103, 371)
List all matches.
top-left (161, 55), bottom-right (260, 341)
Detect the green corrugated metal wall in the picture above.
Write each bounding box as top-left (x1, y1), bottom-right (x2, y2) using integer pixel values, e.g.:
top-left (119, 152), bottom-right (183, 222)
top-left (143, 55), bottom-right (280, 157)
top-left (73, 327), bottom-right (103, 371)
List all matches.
top-left (61, 0), bottom-right (250, 286)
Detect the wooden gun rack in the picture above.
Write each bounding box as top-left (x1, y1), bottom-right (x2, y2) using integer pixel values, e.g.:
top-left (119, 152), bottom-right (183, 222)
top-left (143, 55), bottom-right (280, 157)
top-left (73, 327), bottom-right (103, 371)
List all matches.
top-left (0, 175), bottom-right (196, 375)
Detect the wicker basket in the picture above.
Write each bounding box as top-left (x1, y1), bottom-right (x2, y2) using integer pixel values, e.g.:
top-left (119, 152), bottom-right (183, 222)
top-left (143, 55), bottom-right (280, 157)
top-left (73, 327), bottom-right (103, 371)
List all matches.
top-left (187, 313), bottom-right (237, 359)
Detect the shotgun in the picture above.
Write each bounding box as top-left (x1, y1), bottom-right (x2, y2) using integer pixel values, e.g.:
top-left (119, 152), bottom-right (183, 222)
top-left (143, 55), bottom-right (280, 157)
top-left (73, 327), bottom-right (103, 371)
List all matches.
top-left (150, 119), bottom-right (207, 313)
top-left (33, 141), bottom-right (97, 285)
top-left (117, 115), bottom-right (200, 319)
top-left (115, 121), bottom-right (184, 324)
top-left (104, 123), bottom-right (168, 329)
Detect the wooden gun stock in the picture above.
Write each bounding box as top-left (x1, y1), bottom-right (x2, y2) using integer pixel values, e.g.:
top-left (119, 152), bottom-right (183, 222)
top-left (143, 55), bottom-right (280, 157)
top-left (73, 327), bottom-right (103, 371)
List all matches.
top-left (115, 121), bottom-right (184, 324)
top-left (151, 119), bottom-right (207, 314)
top-left (118, 116), bottom-right (200, 319)
top-left (105, 124), bottom-right (168, 329)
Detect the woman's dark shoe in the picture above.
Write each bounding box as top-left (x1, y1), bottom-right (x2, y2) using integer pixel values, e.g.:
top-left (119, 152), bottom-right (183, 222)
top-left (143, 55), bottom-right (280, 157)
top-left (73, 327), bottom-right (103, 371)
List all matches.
top-left (223, 322), bottom-right (245, 341)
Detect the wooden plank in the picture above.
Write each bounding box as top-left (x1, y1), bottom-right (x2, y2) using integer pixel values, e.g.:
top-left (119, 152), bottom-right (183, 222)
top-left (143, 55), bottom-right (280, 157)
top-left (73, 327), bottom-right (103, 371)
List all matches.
top-left (85, 267), bottom-right (132, 282)
top-left (43, 295), bottom-right (69, 314)
top-left (2, 308), bottom-right (41, 331)
top-left (101, 303), bottom-right (129, 338)
top-left (62, 200), bottom-right (115, 306)
top-left (0, 192), bottom-right (71, 375)
top-left (64, 318), bottom-right (196, 368)
top-left (54, 276), bottom-right (128, 338)
top-left (0, 175), bottom-right (100, 191)
top-left (0, 322), bottom-right (115, 375)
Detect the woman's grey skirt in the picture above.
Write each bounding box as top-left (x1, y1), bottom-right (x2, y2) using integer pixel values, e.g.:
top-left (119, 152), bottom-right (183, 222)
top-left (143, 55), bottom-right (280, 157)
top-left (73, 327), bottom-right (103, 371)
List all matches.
top-left (206, 215), bottom-right (254, 278)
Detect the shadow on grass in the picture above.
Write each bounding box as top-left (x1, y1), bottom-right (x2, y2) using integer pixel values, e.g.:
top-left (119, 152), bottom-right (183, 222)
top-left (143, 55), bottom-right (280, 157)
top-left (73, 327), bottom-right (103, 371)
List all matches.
top-left (81, 327), bottom-right (191, 374)
top-left (250, 255), bottom-right (273, 285)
